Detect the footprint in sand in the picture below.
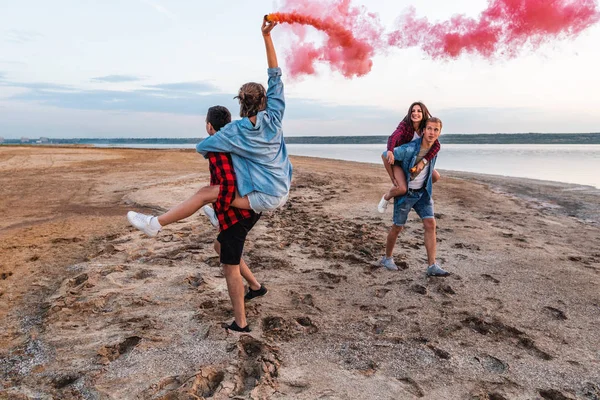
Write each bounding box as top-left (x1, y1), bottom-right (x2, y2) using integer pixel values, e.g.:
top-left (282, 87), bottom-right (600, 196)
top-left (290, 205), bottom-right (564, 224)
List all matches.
top-left (70, 273), bottom-right (89, 287)
top-left (481, 274), bottom-right (500, 284)
top-left (518, 337), bottom-right (553, 360)
top-left (476, 354), bottom-right (508, 374)
top-left (436, 284), bottom-right (456, 295)
top-left (453, 242), bottom-right (481, 251)
top-left (357, 304), bottom-right (387, 312)
top-left (140, 336), bottom-right (280, 399)
top-left (543, 306), bottom-right (567, 321)
top-left (295, 316), bottom-right (318, 334)
top-left (427, 344), bottom-right (451, 360)
top-left (97, 336), bottom-right (142, 365)
top-left (486, 393), bottom-right (508, 400)
top-left (317, 272), bottom-right (347, 284)
top-left (397, 377), bottom-right (425, 398)
top-left (539, 389), bottom-right (577, 400)
top-left (484, 297), bottom-right (504, 312)
top-left (290, 291), bottom-right (318, 309)
top-left (133, 269), bottom-right (156, 280)
top-left (50, 373), bottom-right (81, 390)
top-left (410, 284), bottom-right (427, 295)
top-left (375, 288), bottom-right (391, 298)
top-left (183, 273), bottom-right (204, 288)
top-left (262, 315), bottom-right (318, 341)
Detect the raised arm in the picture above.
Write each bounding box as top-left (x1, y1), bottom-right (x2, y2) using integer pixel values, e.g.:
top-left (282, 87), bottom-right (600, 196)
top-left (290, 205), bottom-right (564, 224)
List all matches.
top-left (262, 19), bottom-right (278, 68)
top-left (261, 18), bottom-right (285, 124)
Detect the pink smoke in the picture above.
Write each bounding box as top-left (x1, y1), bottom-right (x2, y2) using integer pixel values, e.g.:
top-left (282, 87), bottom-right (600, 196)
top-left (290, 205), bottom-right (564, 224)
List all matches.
top-left (273, 0), bottom-right (600, 77)
top-left (389, 0), bottom-right (600, 59)
top-left (273, 0), bottom-right (384, 78)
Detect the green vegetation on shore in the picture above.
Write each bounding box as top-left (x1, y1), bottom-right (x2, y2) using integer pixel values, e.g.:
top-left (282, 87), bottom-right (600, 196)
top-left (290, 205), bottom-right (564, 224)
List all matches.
top-left (288, 133), bottom-right (600, 144)
top-left (2, 133), bottom-right (600, 145)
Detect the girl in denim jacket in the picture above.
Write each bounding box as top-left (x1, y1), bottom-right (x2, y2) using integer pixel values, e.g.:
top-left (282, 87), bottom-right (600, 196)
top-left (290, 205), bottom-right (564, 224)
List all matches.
top-left (127, 19), bottom-right (292, 236)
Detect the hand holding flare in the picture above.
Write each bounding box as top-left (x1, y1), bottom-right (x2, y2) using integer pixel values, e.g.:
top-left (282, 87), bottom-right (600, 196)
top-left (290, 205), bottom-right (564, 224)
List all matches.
top-left (262, 10), bottom-right (376, 78)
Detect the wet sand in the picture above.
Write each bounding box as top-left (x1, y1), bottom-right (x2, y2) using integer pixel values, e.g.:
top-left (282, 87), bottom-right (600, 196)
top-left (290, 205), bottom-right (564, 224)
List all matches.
top-left (1, 146), bottom-right (599, 399)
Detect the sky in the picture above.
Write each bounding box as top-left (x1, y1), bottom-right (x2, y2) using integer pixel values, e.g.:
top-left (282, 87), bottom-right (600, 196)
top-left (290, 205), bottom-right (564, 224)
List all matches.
top-left (1, 0), bottom-right (599, 139)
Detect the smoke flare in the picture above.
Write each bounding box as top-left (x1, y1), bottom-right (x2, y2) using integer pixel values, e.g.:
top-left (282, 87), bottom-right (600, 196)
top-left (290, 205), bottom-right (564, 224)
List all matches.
top-left (266, 0), bottom-right (384, 78)
top-left (269, 0), bottom-right (600, 77)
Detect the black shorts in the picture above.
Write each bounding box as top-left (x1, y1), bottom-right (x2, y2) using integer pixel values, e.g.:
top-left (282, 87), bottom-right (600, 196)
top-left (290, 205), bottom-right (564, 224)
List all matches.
top-left (217, 213), bottom-right (261, 265)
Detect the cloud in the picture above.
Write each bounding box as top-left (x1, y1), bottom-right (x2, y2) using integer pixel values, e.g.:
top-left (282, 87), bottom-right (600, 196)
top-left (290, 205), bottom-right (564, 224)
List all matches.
top-left (436, 106), bottom-right (600, 134)
top-left (0, 101), bottom-right (205, 138)
top-left (140, 0), bottom-right (177, 21)
top-left (91, 75), bottom-right (143, 83)
top-left (1, 78), bottom-right (227, 114)
top-left (1, 76), bottom-right (399, 123)
top-left (0, 59), bottom-right (26, 67)
top-left (5, 29), bottom-right (43, 44)
top-left (144, 82), bottom-right (219, 93)
top-left (1, 81), bottom-right (77, 91)
top-left (285, 98), bottom-right (397, 121)
top-left (10, 87), bottom-right (230, 115)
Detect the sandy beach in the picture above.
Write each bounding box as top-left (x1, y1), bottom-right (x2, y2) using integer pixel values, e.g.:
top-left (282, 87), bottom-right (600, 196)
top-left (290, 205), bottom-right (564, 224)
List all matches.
top-left (1, 145), bottom-right (599, 399)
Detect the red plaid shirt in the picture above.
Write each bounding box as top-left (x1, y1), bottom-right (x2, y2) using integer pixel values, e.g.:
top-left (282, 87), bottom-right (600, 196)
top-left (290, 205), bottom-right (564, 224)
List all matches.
top-left (207, 152), bottom-right (254, 232)
top-left (386, 120), bottom-right (441, 162)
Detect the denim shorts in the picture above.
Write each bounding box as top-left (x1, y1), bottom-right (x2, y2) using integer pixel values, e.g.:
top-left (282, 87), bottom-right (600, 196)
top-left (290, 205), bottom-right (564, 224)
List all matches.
top-left (393, 189), bottom-right (434, 226)
top-left (247, 191), bottom-right (289, 212)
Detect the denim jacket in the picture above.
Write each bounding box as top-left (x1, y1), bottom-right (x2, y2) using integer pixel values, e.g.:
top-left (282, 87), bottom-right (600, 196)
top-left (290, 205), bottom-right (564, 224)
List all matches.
top-left (196, 67), bottom-right (293, 198)
top-left (385, 138), bottom-right (438, 207)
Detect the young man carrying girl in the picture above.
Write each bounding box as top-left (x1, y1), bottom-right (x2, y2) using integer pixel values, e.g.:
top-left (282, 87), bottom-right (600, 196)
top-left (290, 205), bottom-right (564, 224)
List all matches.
top-left (378, 102), bottom-right (441, 213)
top-left (380, 117), bottom-right (450, 277)
top-left (128, 18), bottom-right (284, 332)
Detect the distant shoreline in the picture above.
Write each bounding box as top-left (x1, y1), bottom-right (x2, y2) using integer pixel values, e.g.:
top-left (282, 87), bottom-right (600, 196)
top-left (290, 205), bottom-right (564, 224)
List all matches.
top-left (2, 132), bottom-right (600, 145)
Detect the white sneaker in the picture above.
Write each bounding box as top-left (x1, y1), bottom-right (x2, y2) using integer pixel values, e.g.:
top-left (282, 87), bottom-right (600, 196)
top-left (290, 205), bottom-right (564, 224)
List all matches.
top-left (377, 195), bottom-right (390, 214)
top-left (127, 211), bottom-right (160, 237)
top-left (201, 205), bottom-right (219, 228)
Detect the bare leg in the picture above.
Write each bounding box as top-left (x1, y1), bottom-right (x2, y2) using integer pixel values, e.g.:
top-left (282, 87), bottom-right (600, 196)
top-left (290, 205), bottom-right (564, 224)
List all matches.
top-left (432, 169), bottom-right (440, 184)
top-left (385, 224), bottom-right (404, 258)
top-left (222, 264), bottom-right (247, 328)
top-left (239, 258), bottom-right (260, 290)
top-left (214, 241), bottom-right (260, 290)
top-left (382, 153), bottom-right (395, 183)
top-left (157, 185), bottom-right (219, 226)
top-left (230, 190), bottom-right (252, 210)
top-left (423, 218), bottom-right (437, 265)
top-left (157, 185), bottom-right (253, 226)
top-left (384, 165), bottom-right (408, 201)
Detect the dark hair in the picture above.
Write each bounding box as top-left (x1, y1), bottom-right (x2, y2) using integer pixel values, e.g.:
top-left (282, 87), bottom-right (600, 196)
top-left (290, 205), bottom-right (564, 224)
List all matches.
top-left (427, 117), bottom-right (443, 131)
top-left (402, 102), bottom-right (431, 132)
top-left (234, 82), bottom-right (266, 118)
top-left (206, 105), bottom-right (232, 132)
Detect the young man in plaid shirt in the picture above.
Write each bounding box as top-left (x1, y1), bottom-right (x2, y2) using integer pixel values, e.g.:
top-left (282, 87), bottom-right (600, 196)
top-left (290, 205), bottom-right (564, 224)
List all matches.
top-left (205, 107), bottom-right (267, 333)
top-left (128, 106), bottom-right (266, 332)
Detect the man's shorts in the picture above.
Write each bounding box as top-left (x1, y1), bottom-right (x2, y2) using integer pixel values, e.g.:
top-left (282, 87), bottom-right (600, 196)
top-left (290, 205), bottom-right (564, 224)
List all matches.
top-left (393, 188), bottom-right (434, 226)
top-left (217, 213), bottom-right (261, 265)
top-left (247, 191), bottom-right (289, 213)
